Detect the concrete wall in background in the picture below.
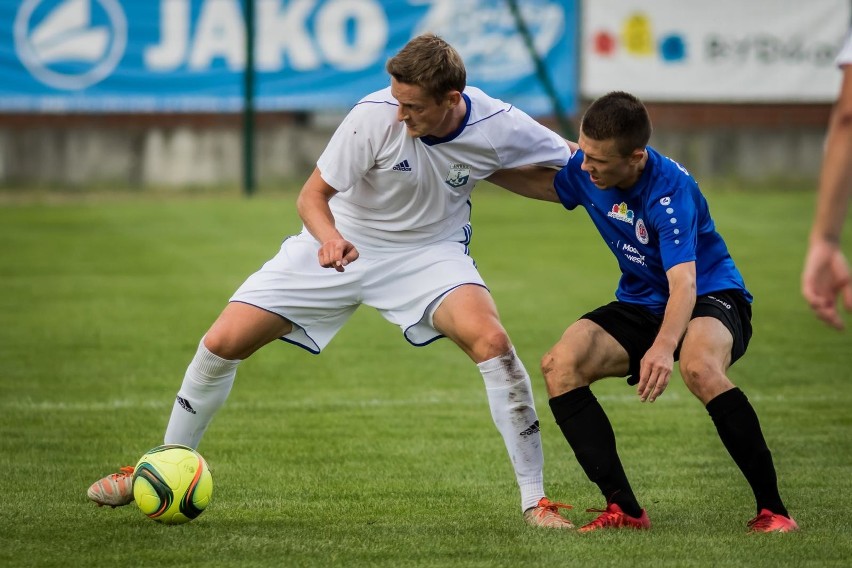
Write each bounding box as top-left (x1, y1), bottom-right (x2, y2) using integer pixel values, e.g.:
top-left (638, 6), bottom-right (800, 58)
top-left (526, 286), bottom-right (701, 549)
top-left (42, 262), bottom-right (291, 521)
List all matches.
top-left (0, 103), bottom-right (832, 190)
top-left (642, 102), bottom-right (831, 184)
top-left (0, 113), bottom-right (332, 190)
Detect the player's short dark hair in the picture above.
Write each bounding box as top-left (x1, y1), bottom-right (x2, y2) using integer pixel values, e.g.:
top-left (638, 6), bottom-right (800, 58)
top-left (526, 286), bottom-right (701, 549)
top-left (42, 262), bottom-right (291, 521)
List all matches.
top-left (580, 91), bottom-right (652, 156)
top-left (386, 33), bottom-right (466, 102)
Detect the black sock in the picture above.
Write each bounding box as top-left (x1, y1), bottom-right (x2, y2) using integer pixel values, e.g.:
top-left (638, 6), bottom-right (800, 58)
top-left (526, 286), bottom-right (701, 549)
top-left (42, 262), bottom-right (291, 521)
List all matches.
top-left (706, 388), bottom-right (789, 517)
top-left (549, 386), bottom-right (643, 518)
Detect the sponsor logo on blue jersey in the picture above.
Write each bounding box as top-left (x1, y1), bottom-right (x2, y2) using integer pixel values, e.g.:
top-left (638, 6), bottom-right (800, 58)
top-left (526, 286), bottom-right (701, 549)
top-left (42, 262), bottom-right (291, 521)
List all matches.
top-left (635, 218), bottom-right (649, 244)
top-left (607, 202), bottom-right (634, 225)
top-left (621, 242), bottom-right (646, 267)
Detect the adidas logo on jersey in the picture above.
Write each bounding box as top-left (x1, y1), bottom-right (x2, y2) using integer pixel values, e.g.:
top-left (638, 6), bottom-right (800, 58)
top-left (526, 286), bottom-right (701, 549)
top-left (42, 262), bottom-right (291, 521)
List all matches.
top-left (392, 159), bottom-right (412, 172)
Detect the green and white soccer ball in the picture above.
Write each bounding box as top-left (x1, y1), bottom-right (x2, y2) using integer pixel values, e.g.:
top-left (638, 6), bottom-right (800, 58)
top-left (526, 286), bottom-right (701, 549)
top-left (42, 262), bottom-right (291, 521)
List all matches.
top-left (132, 444), bottom-right (213, 525)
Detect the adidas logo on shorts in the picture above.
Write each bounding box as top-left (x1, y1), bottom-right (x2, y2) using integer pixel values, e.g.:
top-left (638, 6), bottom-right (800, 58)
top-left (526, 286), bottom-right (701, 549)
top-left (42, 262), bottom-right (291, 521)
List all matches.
top-left (392, 159), bottom-right (412, 172)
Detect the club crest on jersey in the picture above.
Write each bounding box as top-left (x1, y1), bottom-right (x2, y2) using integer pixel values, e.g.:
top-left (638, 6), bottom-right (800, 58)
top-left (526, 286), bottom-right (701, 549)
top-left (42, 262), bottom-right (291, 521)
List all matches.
top-left (607, 202), bottom-right (634, 225)
top-left (445, 163), bottom-right (471, 188)
top-left (635, 218), bottom-right (649, 244)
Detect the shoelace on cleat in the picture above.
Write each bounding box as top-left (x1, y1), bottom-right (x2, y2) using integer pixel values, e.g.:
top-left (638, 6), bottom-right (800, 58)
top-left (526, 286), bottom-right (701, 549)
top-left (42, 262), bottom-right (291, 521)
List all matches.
top-left (109, 466), bottom-right (134, 480)
top-left (583, 508), bottom-right (628, 529)
top-left (539, 499), bottom-right (573, 514)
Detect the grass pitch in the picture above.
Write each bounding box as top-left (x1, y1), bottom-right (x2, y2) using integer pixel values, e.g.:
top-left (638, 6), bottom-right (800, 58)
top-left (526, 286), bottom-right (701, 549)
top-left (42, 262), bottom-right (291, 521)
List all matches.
top-left (0, 186), bottom-right (850, 567)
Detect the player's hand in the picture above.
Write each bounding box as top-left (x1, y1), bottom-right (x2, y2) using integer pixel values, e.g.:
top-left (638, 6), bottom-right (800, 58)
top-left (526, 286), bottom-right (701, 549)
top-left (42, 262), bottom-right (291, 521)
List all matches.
top-left (637, 345), bottom-right (673, 403)
top-left (802, 239), bottom-right (852, 330)
top-left (318, 238), bottom-right (359, 272)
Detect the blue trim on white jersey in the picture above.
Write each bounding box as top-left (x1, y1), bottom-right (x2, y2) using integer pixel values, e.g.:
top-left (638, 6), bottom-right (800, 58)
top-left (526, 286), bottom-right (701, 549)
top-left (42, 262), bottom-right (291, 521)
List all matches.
top-left (354, 99), bottom-right (399, 110)
top-left (468, 105), bottom-right (511, 126)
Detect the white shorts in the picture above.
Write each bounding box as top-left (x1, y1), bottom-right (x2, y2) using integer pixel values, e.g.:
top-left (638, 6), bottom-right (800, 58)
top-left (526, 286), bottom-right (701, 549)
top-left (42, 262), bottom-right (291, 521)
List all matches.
top-left (230, 231), bottom-right (487, 353)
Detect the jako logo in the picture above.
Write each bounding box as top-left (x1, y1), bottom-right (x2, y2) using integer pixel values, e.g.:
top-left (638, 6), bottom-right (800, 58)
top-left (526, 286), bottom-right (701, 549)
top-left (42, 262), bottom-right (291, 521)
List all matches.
top-left (591, 12), bottom-right (686, 63)
top-left (14, 0), bottom-right (127, 90)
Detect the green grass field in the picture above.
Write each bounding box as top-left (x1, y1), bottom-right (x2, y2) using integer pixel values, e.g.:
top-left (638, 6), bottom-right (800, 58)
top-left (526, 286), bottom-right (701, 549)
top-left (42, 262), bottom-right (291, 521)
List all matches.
top-left (1, 186), bottom-right (850, 567)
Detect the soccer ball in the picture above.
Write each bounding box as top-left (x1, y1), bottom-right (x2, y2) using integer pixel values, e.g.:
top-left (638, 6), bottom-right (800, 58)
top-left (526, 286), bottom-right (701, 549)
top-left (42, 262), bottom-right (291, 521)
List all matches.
top-left (132, 444), bottom-right (213, 525)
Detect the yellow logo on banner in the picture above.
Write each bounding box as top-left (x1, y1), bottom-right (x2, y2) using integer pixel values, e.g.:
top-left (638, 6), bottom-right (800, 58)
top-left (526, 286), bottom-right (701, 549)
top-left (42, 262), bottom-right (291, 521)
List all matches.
top-left (621, 13), bottom-right (654, 56)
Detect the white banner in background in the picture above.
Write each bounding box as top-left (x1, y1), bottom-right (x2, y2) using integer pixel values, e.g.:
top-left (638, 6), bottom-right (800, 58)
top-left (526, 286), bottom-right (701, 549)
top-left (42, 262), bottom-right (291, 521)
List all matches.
top-left (582, 0), bottom-right (851, 102)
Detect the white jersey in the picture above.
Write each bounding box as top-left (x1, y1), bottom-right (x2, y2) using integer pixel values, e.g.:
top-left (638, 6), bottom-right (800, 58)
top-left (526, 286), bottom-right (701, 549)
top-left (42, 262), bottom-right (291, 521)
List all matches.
top-left (316, 86), bottom-right (570, 249)
top-left (837, 28), bottom-right (852, 66)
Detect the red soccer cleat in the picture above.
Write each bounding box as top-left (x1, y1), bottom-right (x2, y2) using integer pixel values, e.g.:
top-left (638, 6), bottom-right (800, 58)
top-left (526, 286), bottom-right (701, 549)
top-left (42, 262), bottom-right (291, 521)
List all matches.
top-left (747, 509), bottom-right (799, 533)
top-left (578, 502), bottom-right (651, 532)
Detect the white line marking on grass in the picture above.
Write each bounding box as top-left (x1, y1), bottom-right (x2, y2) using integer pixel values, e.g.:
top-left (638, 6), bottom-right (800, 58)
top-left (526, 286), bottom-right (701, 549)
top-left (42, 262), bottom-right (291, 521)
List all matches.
top-left (1, 396), bottom-right (479, 412)
top-left (3, 391), bottom-right (835, 413)
top-left (1, 398), bottom-right (168, 411)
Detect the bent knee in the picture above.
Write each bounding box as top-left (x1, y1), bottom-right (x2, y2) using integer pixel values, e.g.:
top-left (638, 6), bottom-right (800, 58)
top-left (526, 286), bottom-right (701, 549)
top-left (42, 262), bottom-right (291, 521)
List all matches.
top-left (541, 348), bottom-right (588, 394)
top-left (201, 330), bottom-right (239, 360)
top-left (203, 303), bottom-right (292, 360)
top-left (202, 325), bottom-right (264, 361)
top-left (680, 357), bottom-right (719, 384)
top-left (680, 357), bottom-right (733, 402)
top-left (472, 329), bottom-right (513, 362)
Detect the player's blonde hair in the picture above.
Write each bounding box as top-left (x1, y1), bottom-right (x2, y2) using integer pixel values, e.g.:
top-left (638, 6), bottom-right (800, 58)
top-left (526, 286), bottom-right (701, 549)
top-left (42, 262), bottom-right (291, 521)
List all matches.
top-left (386, 33), bottom-right (466, 102)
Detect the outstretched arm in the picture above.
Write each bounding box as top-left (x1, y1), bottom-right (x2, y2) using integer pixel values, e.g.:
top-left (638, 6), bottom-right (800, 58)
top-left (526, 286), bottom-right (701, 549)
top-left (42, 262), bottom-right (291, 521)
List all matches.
top-left (487, 138), bottom-right (578, 201)
top-left (486, 165), bottom-right (561, 202)
top-left (296, 167), bottom-right (359, 272)
top-left (802, 63), bottom-right (852, 329)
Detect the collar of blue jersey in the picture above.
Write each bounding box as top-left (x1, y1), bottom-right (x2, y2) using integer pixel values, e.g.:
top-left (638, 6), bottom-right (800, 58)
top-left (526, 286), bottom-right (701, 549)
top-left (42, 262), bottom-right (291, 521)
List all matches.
top-left (419, 93), bottom-right (472, 146)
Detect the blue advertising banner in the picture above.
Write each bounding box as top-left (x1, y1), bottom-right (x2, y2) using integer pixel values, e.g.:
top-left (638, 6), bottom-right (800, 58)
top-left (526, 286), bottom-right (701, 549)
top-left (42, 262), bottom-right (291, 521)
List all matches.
top-left (0, 0), bottom-right (578, 115)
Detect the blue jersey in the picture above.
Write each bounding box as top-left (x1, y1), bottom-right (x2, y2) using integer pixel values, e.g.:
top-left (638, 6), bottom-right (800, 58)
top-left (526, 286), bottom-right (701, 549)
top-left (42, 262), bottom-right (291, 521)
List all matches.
top-left (553, 146), bottom-right (752, 313)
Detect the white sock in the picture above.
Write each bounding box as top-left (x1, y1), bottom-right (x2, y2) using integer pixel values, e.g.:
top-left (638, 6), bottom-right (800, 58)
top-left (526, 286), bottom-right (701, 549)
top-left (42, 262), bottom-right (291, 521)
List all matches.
top-left (478, 348), bottom-right (546, 512)
top-left (163, 338), bottom-right (240, 449)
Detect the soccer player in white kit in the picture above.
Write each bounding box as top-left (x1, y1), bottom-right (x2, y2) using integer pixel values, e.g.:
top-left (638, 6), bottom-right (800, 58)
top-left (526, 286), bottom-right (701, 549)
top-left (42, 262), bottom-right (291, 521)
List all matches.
top-left (87, 33), bottom-right (574, 528)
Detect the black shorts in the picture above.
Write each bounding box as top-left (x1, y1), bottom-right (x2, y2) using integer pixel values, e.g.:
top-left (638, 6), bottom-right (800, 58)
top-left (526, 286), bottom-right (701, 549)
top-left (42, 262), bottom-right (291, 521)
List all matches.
top-left (581, 289), bottom-right (752, 385)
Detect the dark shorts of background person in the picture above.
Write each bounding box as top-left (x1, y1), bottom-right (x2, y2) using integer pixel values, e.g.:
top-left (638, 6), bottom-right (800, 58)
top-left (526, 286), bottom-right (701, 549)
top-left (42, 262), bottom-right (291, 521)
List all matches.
top-left (581, 289), bottom-right (752, 386)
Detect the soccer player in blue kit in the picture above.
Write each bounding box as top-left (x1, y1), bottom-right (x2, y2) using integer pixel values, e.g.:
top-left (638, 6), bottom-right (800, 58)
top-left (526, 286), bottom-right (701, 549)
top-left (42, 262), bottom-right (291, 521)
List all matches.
top-left (490, 91), bottom-right (798, 533)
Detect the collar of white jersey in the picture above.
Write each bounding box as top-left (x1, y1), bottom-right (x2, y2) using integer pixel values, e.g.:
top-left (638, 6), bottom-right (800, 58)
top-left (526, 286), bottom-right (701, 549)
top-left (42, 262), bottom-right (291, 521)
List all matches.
top-left (420, 93), bottom-right (472, 146)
